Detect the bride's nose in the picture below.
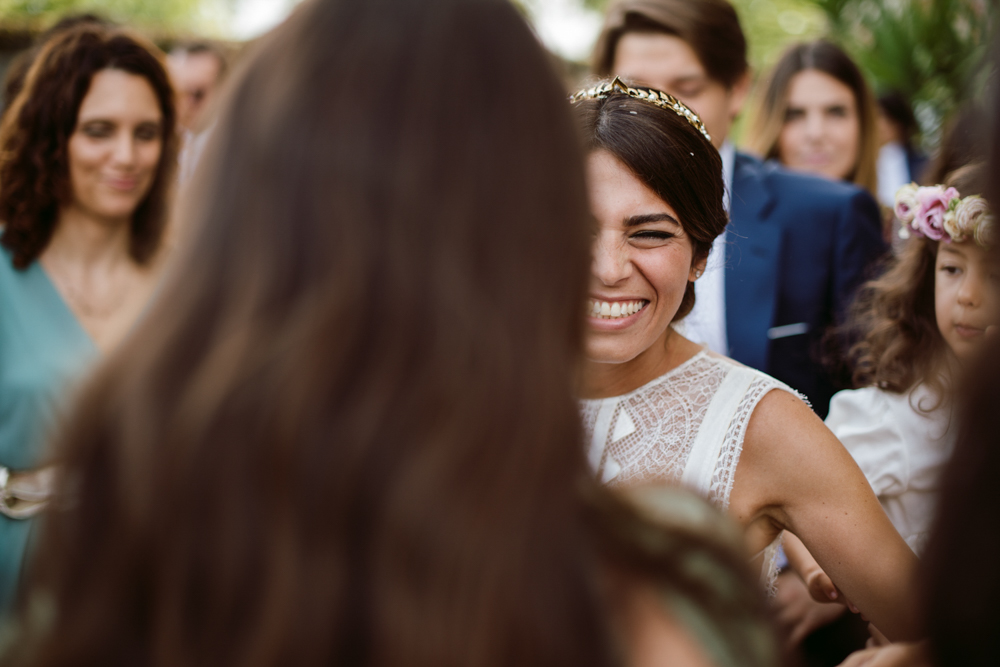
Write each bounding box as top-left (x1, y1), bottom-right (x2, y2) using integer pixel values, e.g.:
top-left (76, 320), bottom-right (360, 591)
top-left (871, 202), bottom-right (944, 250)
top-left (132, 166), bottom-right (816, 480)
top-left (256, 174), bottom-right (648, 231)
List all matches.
top-left (592, 233), bottom-right (632, 285)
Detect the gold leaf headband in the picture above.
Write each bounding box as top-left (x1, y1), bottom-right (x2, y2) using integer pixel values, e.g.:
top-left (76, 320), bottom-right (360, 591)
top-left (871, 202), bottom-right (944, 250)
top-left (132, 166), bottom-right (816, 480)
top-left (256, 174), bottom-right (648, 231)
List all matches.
top-left (569, 76), bottom-right (712, 144)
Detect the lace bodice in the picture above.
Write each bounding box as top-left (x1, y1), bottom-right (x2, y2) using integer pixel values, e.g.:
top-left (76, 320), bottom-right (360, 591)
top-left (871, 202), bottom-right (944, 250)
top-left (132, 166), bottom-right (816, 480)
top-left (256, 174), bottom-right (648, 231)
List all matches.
top-left (580, 351), bottom-right (800, 593)
top-left (581, 351), bottom-right (796, 508)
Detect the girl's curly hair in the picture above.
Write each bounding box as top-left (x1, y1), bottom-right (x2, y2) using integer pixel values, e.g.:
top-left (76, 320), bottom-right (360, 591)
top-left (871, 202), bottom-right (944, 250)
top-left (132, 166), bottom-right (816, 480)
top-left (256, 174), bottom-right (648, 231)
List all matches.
top-left (845, 164), bottom-right (990, 401)
top-left (845, 236), bottom-right (941, 396)
top-left (0, 24), bottom-right (177, 269)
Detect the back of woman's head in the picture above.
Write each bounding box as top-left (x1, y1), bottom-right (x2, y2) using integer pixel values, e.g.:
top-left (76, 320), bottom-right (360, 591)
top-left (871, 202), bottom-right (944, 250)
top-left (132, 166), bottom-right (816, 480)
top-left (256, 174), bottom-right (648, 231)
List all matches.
top-left (920, 62), bottom-right (1000, 662)
top-left (921, 327), bottom-right (1000, 665)
top-left (14, 1), bottom-right (607, 665)
top-left (748, 40), bottom-right (878, 195)
top-left (572, 83), bottom-right (727, 320)
top-left (0, 24), bottom-right (176, 269)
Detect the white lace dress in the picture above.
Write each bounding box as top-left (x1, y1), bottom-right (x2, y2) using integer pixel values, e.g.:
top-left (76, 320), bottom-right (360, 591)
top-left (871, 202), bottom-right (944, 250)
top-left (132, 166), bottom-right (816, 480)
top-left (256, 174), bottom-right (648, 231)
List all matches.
top-left (580, 350), bottom-right (801, 592)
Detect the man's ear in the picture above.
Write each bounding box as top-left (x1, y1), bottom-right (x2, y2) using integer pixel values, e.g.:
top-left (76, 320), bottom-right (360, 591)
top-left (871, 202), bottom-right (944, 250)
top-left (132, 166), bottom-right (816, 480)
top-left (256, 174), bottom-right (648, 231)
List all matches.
top-left (728, 69), bottom-right (752, 122)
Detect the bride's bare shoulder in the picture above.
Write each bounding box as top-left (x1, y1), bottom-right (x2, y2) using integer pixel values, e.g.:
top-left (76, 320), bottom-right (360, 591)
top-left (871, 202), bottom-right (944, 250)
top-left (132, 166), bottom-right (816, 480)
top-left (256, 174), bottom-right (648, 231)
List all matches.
top-left (736, 386), bottom-right (851, 510)
top-left (747, 386), bottom-right (821, 433)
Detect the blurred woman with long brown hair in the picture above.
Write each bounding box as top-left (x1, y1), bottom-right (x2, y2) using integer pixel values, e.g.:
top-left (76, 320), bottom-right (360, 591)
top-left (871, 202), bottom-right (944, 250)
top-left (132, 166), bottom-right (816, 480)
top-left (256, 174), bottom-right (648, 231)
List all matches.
top-left (0, 0), bottom-right (778, 665)
top-left (747, 40), bottom-right (879, 198)
top-left (0, 24), bottom-right (176, 615)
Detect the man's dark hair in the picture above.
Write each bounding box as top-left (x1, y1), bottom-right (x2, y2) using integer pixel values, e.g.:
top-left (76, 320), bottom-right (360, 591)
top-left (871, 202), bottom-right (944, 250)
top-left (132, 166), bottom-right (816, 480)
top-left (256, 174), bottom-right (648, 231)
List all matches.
top-left (592, 0), bottom-right (748, 88)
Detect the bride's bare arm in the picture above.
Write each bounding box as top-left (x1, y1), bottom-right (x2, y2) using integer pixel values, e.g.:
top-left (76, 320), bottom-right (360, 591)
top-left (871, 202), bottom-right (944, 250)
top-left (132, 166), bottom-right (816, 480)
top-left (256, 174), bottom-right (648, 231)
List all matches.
top-left (729, 390), bottom-right (920, 641)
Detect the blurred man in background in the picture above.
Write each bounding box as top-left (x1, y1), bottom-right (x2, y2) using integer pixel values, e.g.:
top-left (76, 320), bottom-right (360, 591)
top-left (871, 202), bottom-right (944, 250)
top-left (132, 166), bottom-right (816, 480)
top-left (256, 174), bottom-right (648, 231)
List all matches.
top-left (168, 41), bottom-right (228, 182)
top-left (168, 41), bottom-right (227, 133)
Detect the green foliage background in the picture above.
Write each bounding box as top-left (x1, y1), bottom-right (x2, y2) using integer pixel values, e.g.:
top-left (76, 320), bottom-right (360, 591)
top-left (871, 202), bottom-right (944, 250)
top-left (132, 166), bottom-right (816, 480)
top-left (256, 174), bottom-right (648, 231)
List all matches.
top-left (810, 0), bottom-right (994, 147)
top-left (565, 0), bottom-right (994, 146)
top-left (0, 0), bottom-right (224, 34)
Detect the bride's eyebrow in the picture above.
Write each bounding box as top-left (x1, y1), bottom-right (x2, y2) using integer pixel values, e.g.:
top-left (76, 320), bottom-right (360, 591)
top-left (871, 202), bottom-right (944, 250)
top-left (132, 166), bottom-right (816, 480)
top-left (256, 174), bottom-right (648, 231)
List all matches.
top-left (623, 213), bottom-right (680, 228)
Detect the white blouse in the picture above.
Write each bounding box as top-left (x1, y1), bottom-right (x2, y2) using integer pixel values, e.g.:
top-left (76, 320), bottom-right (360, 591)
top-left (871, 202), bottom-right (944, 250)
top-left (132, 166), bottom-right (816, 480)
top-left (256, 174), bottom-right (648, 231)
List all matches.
top-left (825, 384), bottom-right (957, 555)
top-left (580, 350), bottom-right (799, 591)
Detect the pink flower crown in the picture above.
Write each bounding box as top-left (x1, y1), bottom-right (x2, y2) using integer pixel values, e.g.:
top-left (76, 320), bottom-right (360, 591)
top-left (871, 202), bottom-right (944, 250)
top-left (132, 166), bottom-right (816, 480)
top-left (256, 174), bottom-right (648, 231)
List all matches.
top-left (894, 183), bottom-right (994, 247)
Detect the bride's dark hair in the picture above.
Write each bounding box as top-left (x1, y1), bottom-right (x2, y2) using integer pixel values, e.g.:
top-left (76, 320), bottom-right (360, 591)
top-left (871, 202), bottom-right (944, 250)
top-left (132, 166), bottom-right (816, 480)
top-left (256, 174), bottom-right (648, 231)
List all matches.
top-left (572, 84), bottom-right (728, 321)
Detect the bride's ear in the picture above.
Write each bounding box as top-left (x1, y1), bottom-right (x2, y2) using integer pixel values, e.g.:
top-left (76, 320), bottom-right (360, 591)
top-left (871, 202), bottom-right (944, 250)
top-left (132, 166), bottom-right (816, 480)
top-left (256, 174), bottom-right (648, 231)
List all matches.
top-left (689, 255), bottom-right (708, 281)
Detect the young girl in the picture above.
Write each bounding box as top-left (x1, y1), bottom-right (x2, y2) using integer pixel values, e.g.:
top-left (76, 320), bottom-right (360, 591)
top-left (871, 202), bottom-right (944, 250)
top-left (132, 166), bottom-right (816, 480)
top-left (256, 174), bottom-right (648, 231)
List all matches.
top-left (831, 163), bottom-right (996, 554)
top-left (785, 163), bottom-right (996, 611)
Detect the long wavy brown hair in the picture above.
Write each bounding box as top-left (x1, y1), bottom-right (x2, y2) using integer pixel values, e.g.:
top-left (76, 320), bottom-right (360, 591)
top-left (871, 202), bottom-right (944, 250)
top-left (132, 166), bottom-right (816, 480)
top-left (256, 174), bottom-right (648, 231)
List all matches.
top-left (845, 164), bottom-right (990, 398)
top-left (845, 236), bottom-right (940, 395)
top-left (747, 41), bottom-right (879, 198)
top-left (0, 24), bottom-right (177, 269)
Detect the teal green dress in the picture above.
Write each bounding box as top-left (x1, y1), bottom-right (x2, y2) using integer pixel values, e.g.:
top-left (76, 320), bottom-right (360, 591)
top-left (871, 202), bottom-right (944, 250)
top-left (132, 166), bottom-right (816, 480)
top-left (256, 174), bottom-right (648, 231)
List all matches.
top-left (0, 244), bottom-right (97, 615)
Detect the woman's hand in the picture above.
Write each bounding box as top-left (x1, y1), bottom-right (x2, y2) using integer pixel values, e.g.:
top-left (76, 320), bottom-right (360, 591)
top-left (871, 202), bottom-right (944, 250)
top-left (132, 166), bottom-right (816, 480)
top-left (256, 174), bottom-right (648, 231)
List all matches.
top-left (783, 532), bottom-right (858, 609)
top-left (803, 568), bottom-right (862, 613)
top-left (774, 571), bottom-right (846, 648)
top-left (837, 641), bottom-right (930, 667)
top-left (865, 624), bottom-right (891, 648)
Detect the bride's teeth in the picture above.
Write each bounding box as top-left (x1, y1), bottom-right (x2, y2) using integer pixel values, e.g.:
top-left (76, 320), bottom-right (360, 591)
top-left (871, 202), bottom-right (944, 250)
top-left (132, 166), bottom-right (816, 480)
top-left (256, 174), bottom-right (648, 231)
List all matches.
top-left (590, 299), bottom-right (646, 319)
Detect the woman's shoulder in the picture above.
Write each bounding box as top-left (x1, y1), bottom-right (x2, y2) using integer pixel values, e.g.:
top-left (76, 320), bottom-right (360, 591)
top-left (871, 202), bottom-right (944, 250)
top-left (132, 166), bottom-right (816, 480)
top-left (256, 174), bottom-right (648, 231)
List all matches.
top-left (702, 351), bottom-right (808, 404)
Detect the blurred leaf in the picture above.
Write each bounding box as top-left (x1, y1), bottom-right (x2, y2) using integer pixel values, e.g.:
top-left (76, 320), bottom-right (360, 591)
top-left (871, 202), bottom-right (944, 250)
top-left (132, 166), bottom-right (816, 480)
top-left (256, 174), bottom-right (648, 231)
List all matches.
top-left (805, 0), bottom-right (994, 148)
top-left (0, 0), bottom-right (220, 34)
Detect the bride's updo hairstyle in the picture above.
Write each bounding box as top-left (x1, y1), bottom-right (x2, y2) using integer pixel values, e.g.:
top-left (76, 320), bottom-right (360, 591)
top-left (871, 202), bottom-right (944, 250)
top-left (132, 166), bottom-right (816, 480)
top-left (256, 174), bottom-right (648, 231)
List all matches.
top-left (571, 79), bottom-right (728, 321)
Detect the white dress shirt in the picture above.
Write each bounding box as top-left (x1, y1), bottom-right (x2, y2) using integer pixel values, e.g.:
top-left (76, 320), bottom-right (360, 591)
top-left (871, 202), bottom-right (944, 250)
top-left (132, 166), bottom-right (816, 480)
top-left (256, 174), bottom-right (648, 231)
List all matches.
top-left (877, 141), bottom-right (910, 208)
top-left (678, 140), bottom-right (734, 354)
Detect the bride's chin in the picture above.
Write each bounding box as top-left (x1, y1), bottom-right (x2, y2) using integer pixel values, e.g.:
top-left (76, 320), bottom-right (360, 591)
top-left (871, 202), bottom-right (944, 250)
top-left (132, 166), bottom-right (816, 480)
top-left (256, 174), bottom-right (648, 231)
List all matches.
top-left (583, 341), bottom-right (644, 366)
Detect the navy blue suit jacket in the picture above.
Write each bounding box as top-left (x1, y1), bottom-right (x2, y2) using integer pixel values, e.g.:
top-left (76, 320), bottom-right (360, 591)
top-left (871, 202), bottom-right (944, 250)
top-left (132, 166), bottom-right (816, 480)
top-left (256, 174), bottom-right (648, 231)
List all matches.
top-left (725, 153), bottom-right (887, 417)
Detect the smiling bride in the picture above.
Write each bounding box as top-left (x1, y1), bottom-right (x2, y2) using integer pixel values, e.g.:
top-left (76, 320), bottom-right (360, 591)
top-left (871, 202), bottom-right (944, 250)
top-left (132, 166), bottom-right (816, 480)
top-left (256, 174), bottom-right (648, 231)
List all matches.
top-left (571, 78), bottom-right (920, 642)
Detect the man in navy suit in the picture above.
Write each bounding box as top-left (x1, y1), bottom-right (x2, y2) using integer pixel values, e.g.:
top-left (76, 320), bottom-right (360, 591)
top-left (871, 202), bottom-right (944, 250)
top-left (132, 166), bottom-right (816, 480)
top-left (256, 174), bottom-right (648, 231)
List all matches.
top-left (592, 0), bottom-right (887, 418)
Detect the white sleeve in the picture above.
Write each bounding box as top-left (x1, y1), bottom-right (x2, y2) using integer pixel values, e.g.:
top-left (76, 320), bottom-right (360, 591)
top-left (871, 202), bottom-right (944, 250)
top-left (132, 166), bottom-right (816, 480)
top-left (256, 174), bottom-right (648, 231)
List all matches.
top-left (824, 387), bottom-right (909, 497)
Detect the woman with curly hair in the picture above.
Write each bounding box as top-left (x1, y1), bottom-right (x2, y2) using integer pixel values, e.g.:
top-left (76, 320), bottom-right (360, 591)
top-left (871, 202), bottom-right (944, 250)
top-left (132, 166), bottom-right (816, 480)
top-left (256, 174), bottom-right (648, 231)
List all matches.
top-left (0, 24), bottom-right (176, 613)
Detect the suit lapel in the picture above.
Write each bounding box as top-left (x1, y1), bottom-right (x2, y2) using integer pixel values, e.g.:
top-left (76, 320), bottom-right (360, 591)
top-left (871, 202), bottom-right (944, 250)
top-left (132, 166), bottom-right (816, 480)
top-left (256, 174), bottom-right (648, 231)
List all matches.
top-left (725, 154), bottom-right (782, 371)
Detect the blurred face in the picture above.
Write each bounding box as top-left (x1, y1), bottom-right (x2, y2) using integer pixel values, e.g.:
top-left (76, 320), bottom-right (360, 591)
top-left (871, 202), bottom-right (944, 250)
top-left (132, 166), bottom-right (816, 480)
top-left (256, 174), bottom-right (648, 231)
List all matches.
top-left (776, 69), bottom-right (860, 181)
top-left (935, 241), bottom-right (1000, 363)
top-left (612, 32), bottom-right (747, 149)
top-left (585, 150), bottom-right (701, 365)
top-left (167, 50), bottom-right (222, 131)
top-left (67, 69), bottom-right (163, 225)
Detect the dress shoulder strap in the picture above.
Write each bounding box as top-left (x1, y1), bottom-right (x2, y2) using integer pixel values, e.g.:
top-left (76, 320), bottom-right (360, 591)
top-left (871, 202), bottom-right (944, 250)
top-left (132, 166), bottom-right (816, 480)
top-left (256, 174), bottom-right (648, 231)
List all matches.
top-left (680, 363), bottom-right (757, 496)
